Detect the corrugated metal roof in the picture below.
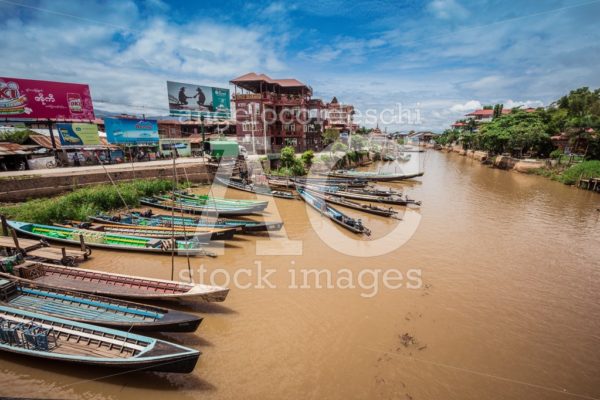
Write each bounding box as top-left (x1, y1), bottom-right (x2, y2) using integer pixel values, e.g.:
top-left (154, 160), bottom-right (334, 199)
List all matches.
top-left (29, 134), bottom-right (119, 150)
top-left (0, 142), bottom-right (34, 156)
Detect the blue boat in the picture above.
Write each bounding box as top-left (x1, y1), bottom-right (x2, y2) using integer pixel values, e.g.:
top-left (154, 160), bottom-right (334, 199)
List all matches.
top-left (91, 212), bottom-right (284, 233)
top-left (296, 186), bottom-right (371, 235)
top-left (0, 274), bottom-right (202, 332)
top-left (0, 305), bottom-right (200, 373)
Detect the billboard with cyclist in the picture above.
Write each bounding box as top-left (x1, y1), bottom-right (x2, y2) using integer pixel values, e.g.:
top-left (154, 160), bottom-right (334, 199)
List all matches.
top-left (167, 80), bottom-right (231, 119)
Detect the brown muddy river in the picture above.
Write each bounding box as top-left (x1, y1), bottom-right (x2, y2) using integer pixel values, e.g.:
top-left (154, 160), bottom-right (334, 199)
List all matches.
top-left (1, 150), bottom-right (599, 400)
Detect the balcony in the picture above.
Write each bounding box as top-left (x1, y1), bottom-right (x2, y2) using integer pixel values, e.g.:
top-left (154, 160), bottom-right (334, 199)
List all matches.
top-left (233, 92), bottom-right (306, 106)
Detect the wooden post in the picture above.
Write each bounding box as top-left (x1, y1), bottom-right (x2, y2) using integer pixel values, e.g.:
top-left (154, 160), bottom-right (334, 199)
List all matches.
top-left (0, 215), bottom-right (7, 237)
top-left (61, 247), bottom-right (67, 259)
top-left (10, 229), bottom-right (20, 252)
top-left (79, 234), bottom-right (85, 251)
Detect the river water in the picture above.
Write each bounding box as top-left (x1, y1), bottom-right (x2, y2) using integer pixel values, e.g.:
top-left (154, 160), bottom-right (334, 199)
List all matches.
top-left (1, 150), bottom-right (599, 400)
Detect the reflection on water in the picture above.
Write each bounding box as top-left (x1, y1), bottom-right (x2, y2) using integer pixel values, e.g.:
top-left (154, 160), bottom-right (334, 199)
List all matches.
top-left (1, 151), bottom-right (599, 400)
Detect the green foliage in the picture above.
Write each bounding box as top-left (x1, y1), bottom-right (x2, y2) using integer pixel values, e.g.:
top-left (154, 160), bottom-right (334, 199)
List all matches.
top-left (558, 160), bottom-right (600, 185)
top-left (323, 128), bottom-right (340, 145)
top-left (278, 146), bottom-right (305, 176)
top-left (279, 146), bottom-right (296, 168)
top-left (346, 151), bottom-right (360, 163)
top-left (0, 179), bottom-right (177, 224)
top-left (0, 129), bottom-right (31, 144)
top-left (301, 150), bottom-right (314, 168)
top-left (331, 141), bottom-right (348, 153)
top-left (435, 129), bottom-right (460, 146)
top-left (550, 149), bottom-right (563, 159)
top-left (349, 134), bottom-right (366, 150)
top-left (478, 111), bottom-right (553, 156)
top-left (446, 87), bottom-right (600, 160)
top-left (355, 126), bottom-right (371, 135)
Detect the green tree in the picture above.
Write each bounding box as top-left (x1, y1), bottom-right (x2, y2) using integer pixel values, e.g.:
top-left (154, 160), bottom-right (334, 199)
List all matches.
top-left (301, 150), bottom-right (315, 168)
top-left (323, 128), bottom-right (340, 145)
top-left (349, 134), bottom-right (366, 151)
top-left (280, 146), bottom-right (297, 168)
top-left (0, 129), bottom-right (31, 144)
top-left (332, 141), bottom-right (348, 153)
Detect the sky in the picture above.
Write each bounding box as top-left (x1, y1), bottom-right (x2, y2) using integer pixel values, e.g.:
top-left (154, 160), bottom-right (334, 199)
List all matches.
top-left (1, 0), bottom-right (599, 132)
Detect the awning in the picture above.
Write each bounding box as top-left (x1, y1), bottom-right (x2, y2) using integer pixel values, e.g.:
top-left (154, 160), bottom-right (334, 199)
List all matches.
top-left (29, 134), bottom-right (119, 150)
top-left (0, 142), bottom-right (35, 156)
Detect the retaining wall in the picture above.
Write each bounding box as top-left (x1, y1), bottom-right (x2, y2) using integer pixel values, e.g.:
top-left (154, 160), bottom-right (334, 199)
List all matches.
top-left (1, 163), bottom-right (213, 202)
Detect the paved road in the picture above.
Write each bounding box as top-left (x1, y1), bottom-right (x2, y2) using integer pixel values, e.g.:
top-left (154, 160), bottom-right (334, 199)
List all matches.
top-left (0, 157), bottom-right (208, 178)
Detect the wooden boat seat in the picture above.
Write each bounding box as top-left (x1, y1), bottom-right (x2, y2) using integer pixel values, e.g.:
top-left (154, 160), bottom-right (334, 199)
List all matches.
top-left (145, 239), bottom-right (163, 248)
top-left (0, 237), bottom-right (44, 252)
top-left (26, 247), bottom-right (87, 263)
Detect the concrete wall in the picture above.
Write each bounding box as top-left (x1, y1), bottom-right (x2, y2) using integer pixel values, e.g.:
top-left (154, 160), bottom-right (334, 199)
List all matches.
top-left (1, 164), bottom-right (213, 202)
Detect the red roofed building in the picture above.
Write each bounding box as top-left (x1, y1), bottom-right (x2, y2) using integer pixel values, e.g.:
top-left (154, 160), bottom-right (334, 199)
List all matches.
top-left (231, 72), bottom-right (315, 153)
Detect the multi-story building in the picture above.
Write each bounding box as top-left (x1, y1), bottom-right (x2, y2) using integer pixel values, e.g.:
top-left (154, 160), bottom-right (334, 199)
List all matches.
top-left (323, 97), bottom-right (356, 133)
top-left (231, 73), bottom-right (318, 153)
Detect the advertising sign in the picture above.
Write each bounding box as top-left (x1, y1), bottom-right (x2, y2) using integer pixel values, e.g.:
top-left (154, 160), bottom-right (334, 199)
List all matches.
top-left (159, 138), bottom-right (191, 157)
top-left (56, 123), bottom-right (100, 147)
top-left (0, 77), bottom-right (95, 120)
top-left (167, 80), bottom-right (230, 119)
top-left (104, 118), bottom-right (159, 144)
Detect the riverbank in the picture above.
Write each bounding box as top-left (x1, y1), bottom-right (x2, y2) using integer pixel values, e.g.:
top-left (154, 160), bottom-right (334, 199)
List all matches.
top-left (429, 143), bottom-right (600, 192)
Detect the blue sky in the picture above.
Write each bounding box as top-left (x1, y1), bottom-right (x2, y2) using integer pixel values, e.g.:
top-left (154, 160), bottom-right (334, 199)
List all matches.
top-left (1, 0), bottom-right (599, 131)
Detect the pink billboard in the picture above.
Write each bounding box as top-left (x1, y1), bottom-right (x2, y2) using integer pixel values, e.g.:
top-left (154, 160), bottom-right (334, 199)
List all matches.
top-left (0, 77), bottom-right (95, 120)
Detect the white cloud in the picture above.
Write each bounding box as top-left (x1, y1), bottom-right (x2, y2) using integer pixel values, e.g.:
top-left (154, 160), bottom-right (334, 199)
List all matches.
top-left (0, 0), bottom-right (286, 115)
top-left (503, 99), bottom-right (544, 109)
top-left (427, 0), bottom-right (469, 20)
top-left (449, 100), bottom-right (482, 113)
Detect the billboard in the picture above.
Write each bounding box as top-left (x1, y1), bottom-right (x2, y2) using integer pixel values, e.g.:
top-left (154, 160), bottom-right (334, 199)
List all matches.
top-left (56, 123), bottom-right (100, 147)
top-left (159, 138), bottom-right (191, 157)
top-left (167, 81), bottom-right (230, 119)
top-left (104, 118), bottom-right (159, 144)
top-left (0, 77), bottom-right (94, 120)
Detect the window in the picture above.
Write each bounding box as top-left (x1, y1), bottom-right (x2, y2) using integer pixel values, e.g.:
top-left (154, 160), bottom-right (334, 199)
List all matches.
top-left (284, 123), bottom-right (295, 134)
top-left (242, 121), bottom-right (258, 131)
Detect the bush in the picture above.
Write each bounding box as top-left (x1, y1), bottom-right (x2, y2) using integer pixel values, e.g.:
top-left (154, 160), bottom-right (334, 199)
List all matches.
top-left (301, 150), bottom-right (314, 168)
top-left (559, 160), bottom-right (600, 185)
top-left (0, 179), bottom-right (179, 224)
top-left (550, 149), bottom-right (563, 159)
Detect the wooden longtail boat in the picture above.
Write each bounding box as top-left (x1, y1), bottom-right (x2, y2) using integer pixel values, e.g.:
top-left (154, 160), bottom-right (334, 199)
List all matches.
top-left (66, 221), bottom-right (236, 241)
top-left (297, 184), bottom-right (421, 206)
top-left (215, 176), bottom-right (296, 199)
top-left (303, 189), bottom-right (398, 217)
top-left (6, 261), bottom-right (229, 301)
top-left (0, 304), bottom-right (199, 373)
top-left (296, 187), bottom-right (371, 235)
top-left (320, 170), bottom-right (424, 182)
top-left (264, 175), bottom-right (369, 188)
top-left (7, 221), bottom-right (216, 257)
top-left (173, 191), bottom-right (270, 206)
top-left (154, 194), bottom-right (268, 212)
top-left (344, 186), bottom-right (403, 197)
top-left (0, 274), bottom-right (202, 332)
top-left (91, 213), bottom-right (284, 233)
top-left (141, 197), bottom-right (262, 216)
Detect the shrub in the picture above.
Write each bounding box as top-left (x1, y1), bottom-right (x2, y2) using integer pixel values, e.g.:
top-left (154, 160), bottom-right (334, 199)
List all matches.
top-left (550, 149), bottom-right (563, 159)
top-left (558, 160), bottom-right (600, 185)
top-left (0, 179), bottom-right (180, 224)
top-left (301, 150), bottom-right (315, 168)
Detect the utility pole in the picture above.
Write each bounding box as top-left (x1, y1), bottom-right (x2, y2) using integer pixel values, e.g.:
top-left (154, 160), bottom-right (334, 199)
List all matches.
top-left (249, 103), bottom-right (257, 155)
